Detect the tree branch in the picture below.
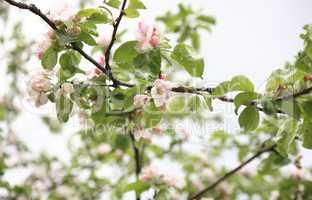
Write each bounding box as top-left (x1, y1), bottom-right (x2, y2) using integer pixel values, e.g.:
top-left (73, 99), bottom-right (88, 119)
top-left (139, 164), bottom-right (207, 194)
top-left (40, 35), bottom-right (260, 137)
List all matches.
top-left (104, 0), bottom-right (129, 87)
top-left (129, 132), bottom-right (142, 176)
top-left (2, 0), bottom-right (108, 81)
top-left (188, 144), bottom-right (276, 200)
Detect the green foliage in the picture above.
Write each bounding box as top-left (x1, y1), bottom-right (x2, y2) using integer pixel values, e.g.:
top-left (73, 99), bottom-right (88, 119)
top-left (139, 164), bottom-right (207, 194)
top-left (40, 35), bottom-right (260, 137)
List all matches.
top-left (276, 119), bottom-right (298, 156)
top-left (213, 75), bottom-right (254, 97)
top-left (157, 3), bottom-right (215, 51)
top-left (234, 92), bottom-right (260, 114)
top-left (238, 105), bottom-right (260, 131)
top-left (56, 94), bottom-right (73, 123)
top-left (59, 50), bottom-right (83, 80)
top-left (41, 47), bottom-right (58, 70)
top-left (125, 0), bottom-right (146, 18)
top-left (106, 0), bottom-right (121, 8)
top-left (171, 44), bottom-right (204, 77)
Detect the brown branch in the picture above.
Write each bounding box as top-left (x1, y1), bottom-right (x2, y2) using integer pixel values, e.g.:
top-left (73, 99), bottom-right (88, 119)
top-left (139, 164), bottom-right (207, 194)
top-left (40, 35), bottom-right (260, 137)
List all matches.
top-left (188, 144), bottom-right (276, 200)
top-left (104, 0), bottom-right (130, 87)
top-left (129, 132), bottom-right (142, 176)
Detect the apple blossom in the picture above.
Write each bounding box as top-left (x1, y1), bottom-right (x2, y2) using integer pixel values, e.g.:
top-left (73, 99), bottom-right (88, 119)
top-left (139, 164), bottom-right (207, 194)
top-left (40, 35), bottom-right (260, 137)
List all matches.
top-left (97, 143), bottom-right (112, 155)
top-left (133, 94), bottom-right (150, 108)
top-left (97, 34), bottom-right (110, 48)
top-left (99, 56), bottom-right (106, 66)
top-left (27, 70), bottom-right (52, 107)
top-left (59, 83), bottom-right (74, 95)
top-left (46, 4), bottom-right (75, 23)
top-left (151, 79), bottom-right (171, 108)
top-left (137, 21), bottom-right (160, 52)
top-left (161, 174), bottom-right (184, 189)
top-left (134, 128), bottom-right (152, 142)
top-left (87, 67), bottom-right (103, 79)
top-left (140, 164), bottom-right (159, 182)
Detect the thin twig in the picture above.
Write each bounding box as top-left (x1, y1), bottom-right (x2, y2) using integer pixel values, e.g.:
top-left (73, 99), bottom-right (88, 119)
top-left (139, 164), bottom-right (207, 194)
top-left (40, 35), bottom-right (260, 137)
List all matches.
top-left (188, 144), bottom-right (276, 200)
top-left (104, 0), bottom-right (129, 87)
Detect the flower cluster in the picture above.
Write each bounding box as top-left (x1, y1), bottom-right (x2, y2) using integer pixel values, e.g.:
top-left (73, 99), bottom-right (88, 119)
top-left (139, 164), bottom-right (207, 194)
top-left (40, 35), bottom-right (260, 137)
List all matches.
top-left (137, 21), bottom-right (160, 52)
top-left (140, 164), bottom-right (184, 189)
top-left (27, 70), bottom-right (52, 107)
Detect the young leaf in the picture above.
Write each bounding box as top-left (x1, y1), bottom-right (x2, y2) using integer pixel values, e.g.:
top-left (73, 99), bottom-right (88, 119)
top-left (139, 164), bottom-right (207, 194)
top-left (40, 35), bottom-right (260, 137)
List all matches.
top-left (238, 105), bottom-right (260, 131)
top-left (106, 0), bottom-right (121, 8)
top-left (171, 44), bottom-right (204, 77)
top-left (59, 50), bottom-right (83, 80)
top-left (300, 120), bottom-right (312, 149)
top-left (56, 94), bottom-right (73, 123)
top-left (234, 92), bottom-right (260, 114)
top-left (276, 119), bottom-right (298, 156)
top-left (41, 47), bottom-right (58, 70)
top-left (113, 41), bottom-right (139, 69)
top-left (128, 0), bottom-right (146, 9)
top-left (213, 75), bottom-right (254, 97)
top-left (78, 31), bottom-right (97, 46)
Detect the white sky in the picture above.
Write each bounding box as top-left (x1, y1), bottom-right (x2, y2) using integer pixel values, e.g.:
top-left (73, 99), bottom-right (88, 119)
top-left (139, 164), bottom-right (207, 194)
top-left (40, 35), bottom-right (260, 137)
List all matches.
top-left (2, 0), bottom-right (312, 173)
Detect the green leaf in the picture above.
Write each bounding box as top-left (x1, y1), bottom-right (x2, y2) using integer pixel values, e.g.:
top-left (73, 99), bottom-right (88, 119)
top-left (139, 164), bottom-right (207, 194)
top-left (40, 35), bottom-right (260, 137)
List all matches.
top-left (77, 8), bottom-right (100, 17)
top-left (0, 106), bottom-right (6, 121)
top-left (78, 31), bottom-right (97, 46)
top-left (122, 181), bottom-right (150, 197)
top-left (259, 153), bottom-right (290, 175)
top-left (133, 48), bottom-right (161, 76)
top-left (128, 0), bottom-right (146, 9)
top-left (167, 95), bottom-right (188, 114)
top-left (300, 120), bottom-right (312, 149)
top-left (213, 75), bottom-right (254, 96)
top-left (41, 47), bottom-right (58, 70)
top-left (306, 42), bottom-right (312, 60)
top-left (238, 106), bottom-right (260, 131)
top-left (59, 50), bottom-right (83, 80)
top-left (196, 15), bottom-right (216, 25)
top-left (278, 99), bottom-right (301, 120)
top-left (276, 119), bottom-right (298, 156)
top-left (171, 44), bottom-right (204, 77)
top-left (113, 41), bottom-right (139, 69)
top-left (261, 98), bottom-right (277, 115)
top-left (106, 0), bottom-right (121, 8)
top-left (124, 8), bottom-right (140, 18)
top-left (301, 100), bottom-right (312, 118)
top-left (234, 92), bottom-right (260, 114)
top-left (56, 94), bottom-right (73, 123)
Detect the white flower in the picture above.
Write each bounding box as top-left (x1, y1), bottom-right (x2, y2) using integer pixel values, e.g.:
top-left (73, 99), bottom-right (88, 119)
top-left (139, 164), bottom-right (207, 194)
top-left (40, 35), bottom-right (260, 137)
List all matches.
top-left (133, 94), bottom-right (150, 108)
top-left (97, 143), bottom-right (112, 155)
top-left (134, 128), bottom-right (152, 142)
top-left (161, 174), bottom-right (184, 189)
top-left (87, 67), bottom-right (102, 79)
top-left (140, 164), bottom-right (159, 182)
top-left (47, 4), bottom-right (75, 22)
top-left (29, 70), bottom-right (52, 93)
top-left (26, 70), bottom-right (52, 107)
top-left (59, 83), bottom-right (74, 95)
top-left (151, 79), bottom-right (171, 108)
top-left (97, 34), bottom-right (110, 48)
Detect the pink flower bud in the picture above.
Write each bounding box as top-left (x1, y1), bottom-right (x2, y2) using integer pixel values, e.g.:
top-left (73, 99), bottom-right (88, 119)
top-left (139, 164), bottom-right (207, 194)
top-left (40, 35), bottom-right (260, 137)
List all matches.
top-left (138, 21), bottom-right (148, 34)
top-left (99, 56), bottom-right (106, 66)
